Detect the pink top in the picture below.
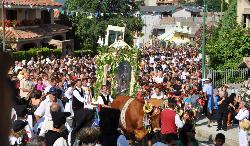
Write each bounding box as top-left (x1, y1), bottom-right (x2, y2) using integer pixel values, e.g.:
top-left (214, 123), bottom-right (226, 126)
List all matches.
top-left (36, 84), bottom-right (45, 91)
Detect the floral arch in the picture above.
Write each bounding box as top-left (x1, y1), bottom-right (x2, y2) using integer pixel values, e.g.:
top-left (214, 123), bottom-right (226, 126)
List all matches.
top-left (94, 46), bottom-right (140, 98)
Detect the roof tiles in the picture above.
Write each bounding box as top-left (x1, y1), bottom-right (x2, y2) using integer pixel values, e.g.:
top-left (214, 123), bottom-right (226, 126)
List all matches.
top-left (0, 0), bottom-right (62, 7)
top-left (0, 24), bottom-right (69, 41)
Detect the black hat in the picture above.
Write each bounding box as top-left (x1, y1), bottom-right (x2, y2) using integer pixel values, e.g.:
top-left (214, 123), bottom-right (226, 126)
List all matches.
top-left (12, 120), bottom-right (28, 132)
top-left (52, 112), bottom-right (70, 128)
top-left (99, 107), bottom-right (120, 133)
top-left (14, 105), bottom-right (28, 117)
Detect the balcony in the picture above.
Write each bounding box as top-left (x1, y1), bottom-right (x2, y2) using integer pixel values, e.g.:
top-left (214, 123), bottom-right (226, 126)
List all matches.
top-left (0, 19), bottom-right (42, 28)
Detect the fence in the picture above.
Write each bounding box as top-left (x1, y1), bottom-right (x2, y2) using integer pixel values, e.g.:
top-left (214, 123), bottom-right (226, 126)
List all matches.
top-left (207, 68), bottom-right (249, 88)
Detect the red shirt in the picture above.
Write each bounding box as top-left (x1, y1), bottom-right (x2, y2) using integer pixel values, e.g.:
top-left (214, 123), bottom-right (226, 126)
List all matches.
top-left (161, 109), bottom-right (177, 134)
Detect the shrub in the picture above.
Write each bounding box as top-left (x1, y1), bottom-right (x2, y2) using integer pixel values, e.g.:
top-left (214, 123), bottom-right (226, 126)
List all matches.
top-left (74, 50), bottom-right (94, 57)
top-left (52, 48), bottom-right (62, 57)
top-left (13, 47), bottom-right (62, 61)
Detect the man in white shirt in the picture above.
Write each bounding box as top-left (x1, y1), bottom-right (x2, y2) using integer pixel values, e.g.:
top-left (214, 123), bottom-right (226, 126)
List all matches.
top-left (39, 103), bottom-right (61, 136)
top-left (34, 87), bottom-right (64, 133)
top-left (72, 79), bottom-right (86, 113)
top-left (235, 101), bottom-right (249, 146)
top-left (154, 71), bottom-right (164, 84)
top-left (161, 99), bottom-right (187, 135)
top-left (19, 72), bottom-right (33, 101)
top-left (97, 85), bottom-right (113, 108)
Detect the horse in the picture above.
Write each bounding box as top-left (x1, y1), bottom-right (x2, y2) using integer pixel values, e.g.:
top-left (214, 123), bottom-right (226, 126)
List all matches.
top-left (111, 95), bottom-right (163, 146)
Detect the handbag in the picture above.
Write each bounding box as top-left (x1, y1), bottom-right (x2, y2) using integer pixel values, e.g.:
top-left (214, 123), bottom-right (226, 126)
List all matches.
top-left (239, 119), bottom-right (250, 131)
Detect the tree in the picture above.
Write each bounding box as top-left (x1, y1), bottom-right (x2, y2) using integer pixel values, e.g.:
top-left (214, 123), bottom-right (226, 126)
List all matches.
top-left (195, 0), bottom-right (229, 12)
top-left (206, 0), bottom-right (250, 69)
top-left (65, 0), bottom-right (143, 49)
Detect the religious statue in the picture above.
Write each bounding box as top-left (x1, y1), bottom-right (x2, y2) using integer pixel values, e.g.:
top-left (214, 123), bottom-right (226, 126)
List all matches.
top-left (117, 61), bottom-right (132, 95)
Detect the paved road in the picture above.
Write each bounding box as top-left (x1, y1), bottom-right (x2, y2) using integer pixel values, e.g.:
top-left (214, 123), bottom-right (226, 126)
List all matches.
top-left (195, 116), bottom-right (250, 146)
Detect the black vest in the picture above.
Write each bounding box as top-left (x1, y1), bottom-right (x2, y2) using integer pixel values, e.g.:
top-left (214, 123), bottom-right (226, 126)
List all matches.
top-left (72, 88), bottom-right (85, 111)
top-left (100, 94), bottom-right (110, 105)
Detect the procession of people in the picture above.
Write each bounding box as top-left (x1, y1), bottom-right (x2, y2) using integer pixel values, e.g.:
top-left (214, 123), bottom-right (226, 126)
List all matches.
top-left (6, 42), bottom-right (249, 146)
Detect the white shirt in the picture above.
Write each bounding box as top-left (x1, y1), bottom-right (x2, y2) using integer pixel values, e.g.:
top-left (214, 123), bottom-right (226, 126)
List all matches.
top-left (151, 92), bottom-right (165, 99)
top-left (117, 135), bottom-right (129, 146)
top-left (149, 56), bottom-right (155, 64)
top-left (73, 87), bottom-right (86, 103)
top-left (39, 120), bottom-right (53, 136)
top-left (53, 137), bottom-right (68, 146)
top-left (34, 97), bottom-right (64, 121)
top-left (235, 108), bottom-right (249, 121)
top-left (181, 71), bottom-right (189, 80)
top-left (152, 142), bottom-right (166, 146)
top-left (154, 76), bottom-right (164, 84)
top-left (175, 114), bottom-right (184, 128)
top-left (64, 87), bottom-right (74, 100)
top-left (97, 93), bottom-right (113, 105)
top-left (44, 85), bottom-right (52, 94)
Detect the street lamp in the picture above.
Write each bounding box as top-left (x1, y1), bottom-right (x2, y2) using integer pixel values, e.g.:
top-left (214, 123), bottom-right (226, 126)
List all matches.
top-left (202, 0), bottom-right (207, 79)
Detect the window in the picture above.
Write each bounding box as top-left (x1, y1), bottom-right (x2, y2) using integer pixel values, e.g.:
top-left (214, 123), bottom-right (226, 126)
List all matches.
top-left (6, 10), bottom-right (17, 21)
top-left (41, 10), bottom-right (51, 24)
top-left (24, 10), bottom-right (29, 20)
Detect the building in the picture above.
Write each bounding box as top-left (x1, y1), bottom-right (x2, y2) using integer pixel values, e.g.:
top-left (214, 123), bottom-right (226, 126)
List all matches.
top-left (140, 5), bottom-right (176, 42)
top-left (156, 0), bottom-right (179, 6)
top-left (158, 21), bottom-right (200, 44)
top-left (143, 0), bottom-right (179, 6)
top-left (0, 0), bottom-right (74, 51)
top-left (237, 0), bottom-right (250, 28)
top-left (142, 0), bottom-right (197, 6)
top-left (172, 6), bottom-right (201, 18)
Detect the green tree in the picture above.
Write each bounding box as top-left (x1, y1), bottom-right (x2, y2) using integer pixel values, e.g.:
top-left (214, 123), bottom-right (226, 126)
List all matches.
top-left (206, 0), bottom-right (250, 69)
top-left (65, 0), bottom-right (143, 49)
top-left (195, 0), bottom-right (228, 12)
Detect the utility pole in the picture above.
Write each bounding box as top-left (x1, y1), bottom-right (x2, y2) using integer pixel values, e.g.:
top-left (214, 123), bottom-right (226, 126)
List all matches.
top-left (2, 0), bottom-right (5, 52)
top-left (221, 0), bottom-right (224, 16)
top-left (202, 0), bottom-right (207, 79)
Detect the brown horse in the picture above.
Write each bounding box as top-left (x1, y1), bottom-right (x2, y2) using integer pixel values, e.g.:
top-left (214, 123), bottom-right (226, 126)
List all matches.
top-left (111, 95), bottom-right (162, 145)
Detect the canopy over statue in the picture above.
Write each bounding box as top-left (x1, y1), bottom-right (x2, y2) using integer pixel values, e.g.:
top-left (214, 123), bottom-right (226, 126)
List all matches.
top-left (94, 25), bottom-right (139, 97)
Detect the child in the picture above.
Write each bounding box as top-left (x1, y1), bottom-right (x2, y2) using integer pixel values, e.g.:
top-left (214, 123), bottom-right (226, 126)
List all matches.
top-left (213, 133), bottom-right (225, 146)
top-left (35, 78), bottom-right (45, 91)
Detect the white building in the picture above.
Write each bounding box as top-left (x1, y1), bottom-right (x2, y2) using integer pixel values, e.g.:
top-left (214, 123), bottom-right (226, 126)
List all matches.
top-left (237, 0), bottom-right (250, 28)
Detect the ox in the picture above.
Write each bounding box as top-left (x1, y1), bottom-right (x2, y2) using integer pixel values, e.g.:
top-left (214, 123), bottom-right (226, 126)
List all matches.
top-left (111, 95), bottom-right (162, 146)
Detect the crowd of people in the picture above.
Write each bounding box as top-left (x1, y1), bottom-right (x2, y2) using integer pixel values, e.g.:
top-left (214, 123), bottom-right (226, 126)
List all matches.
top-left (6, 43), bottom-right (249, 146)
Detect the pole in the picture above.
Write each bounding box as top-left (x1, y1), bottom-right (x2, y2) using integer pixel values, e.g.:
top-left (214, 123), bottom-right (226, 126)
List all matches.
top-left (202, 0), bottom-right (207, 79)
top-left (221, 0), bottom-right (224, 17)
top-left (2, 0), bottom-right (5, 52)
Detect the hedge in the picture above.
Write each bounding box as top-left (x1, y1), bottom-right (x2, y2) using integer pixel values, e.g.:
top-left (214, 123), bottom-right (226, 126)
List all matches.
top-left (73, 50), bottom-right (94, 57)
top-left (13, 48), bottom-right (62, 61)
top-left (13, 48), bottom-right (97, 61)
